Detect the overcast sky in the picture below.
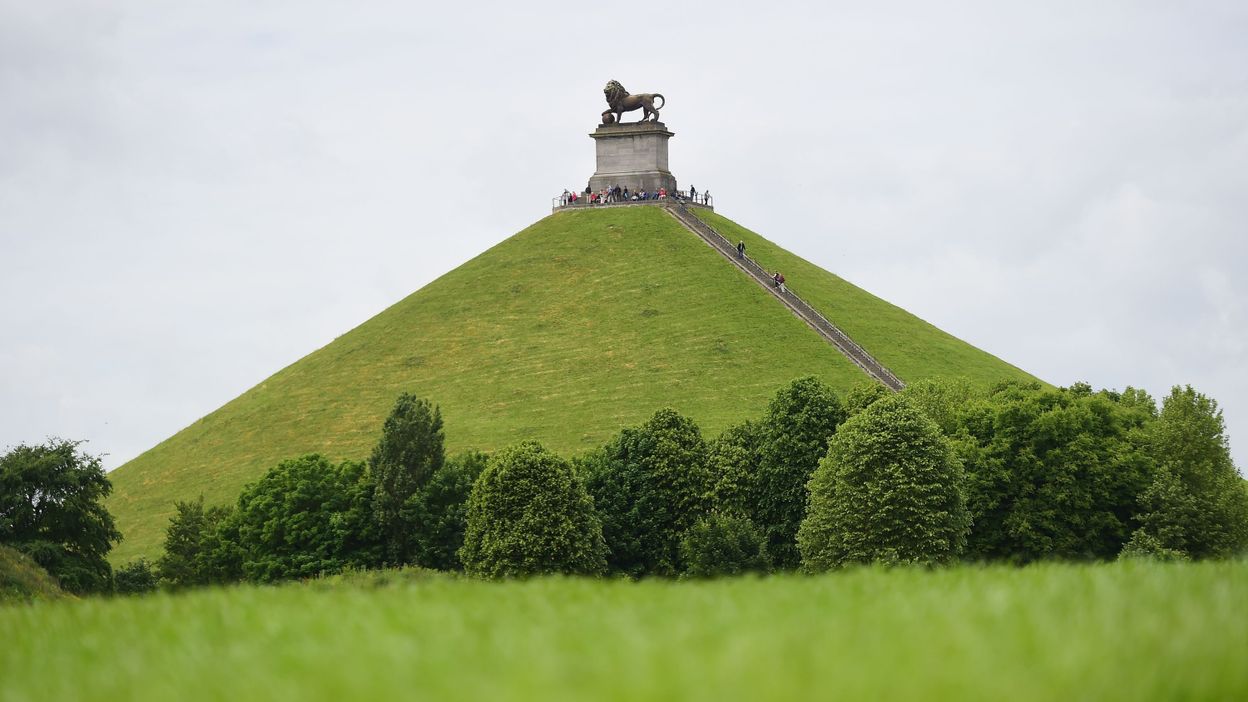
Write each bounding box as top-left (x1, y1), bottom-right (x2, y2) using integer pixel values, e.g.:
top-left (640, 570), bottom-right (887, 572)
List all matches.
top-left (2, 1), bottom-right (1246, 471)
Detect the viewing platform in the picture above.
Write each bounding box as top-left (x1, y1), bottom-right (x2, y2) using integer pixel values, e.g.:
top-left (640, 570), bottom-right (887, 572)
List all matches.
top-left (551, 192), bottom-right (714, 213)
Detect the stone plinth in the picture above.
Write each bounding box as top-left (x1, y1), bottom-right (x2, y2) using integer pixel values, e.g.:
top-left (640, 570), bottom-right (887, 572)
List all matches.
top-left (587, 121), bottom-right (678, 194)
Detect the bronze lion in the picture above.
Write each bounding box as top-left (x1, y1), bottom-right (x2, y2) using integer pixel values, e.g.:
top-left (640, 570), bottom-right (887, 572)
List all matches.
top-left (601, 80), bottom-right (665, 125)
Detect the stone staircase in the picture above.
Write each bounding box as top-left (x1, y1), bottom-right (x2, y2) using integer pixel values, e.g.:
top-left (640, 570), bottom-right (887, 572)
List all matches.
top-left (664, 204), bottom-right (905, 391)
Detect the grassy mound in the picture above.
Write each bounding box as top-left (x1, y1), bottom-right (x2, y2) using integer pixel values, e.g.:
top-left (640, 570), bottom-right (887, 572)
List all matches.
top-left (107, 206), bottom-right (1037, 563)
top-left (2, 562), bottom-right (1243, 700)
top-left (0, 545), bottom-right (67, 605)
top-left (693, 209), bottom-right (1036, 383)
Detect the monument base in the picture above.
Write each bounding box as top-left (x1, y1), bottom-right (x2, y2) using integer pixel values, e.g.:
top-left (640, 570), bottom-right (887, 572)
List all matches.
top-left (588, 121), bottom-right (678, 195)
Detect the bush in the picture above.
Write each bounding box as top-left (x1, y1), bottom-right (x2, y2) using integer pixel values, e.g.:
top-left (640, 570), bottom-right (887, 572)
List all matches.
top-left (754, 377), bottom-right (845, 569)
top-left (234, 455), bottom-right (380, 583)
top-left (113, 558), bottom-right (158, 595)
top-left (583, 408), bottom-right (711, 577)
top-left (799, 394), bottom-right (969, 570)
top-left (460, 441), bottom-right (606, 578)
top-left (680, 514), bottom-right (770, 578)
top-left (0, 439), bottom-right (121, 593)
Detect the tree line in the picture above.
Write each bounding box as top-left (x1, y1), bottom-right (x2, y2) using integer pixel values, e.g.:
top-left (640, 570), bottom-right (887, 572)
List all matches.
top-left (3, 376), bottom-right (1246, 594)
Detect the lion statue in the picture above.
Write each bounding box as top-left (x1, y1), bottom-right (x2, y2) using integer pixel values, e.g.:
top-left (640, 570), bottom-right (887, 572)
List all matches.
top-left (601, 80), bottom-right (665, 125)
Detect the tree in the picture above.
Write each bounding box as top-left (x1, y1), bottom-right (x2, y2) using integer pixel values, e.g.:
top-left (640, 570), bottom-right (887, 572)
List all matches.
top-left (706, 421), bottom-right (764, 517)
top-left (680, 514), bottom-right (770, 578)
top-left (957, 382), bottom-right (1154, 562)
top-left (754, 377), bottom-right (846, 568)
top-left (234, 455), bottom-right (379, 583)
top-left (405, 451), bottom-right (489, 570)
top-left (460, 441), bottom-right (606, 578)
top-left (0, 439), bottom-right (121, 593)
top-left (157, 496), bottom-right (235, 589)
top-left (799, 394), bottom-right (969, 570)
top-left (583, 408), bottom-right (711, 576)
top-left (113, 558), bottom-right (158, 595)
top-left (1122, 386), bottom-right (1248, 560)
top-left (370, 393), bottom-right (445, 565)
top-left (843, 382), bottom-right (890, 419)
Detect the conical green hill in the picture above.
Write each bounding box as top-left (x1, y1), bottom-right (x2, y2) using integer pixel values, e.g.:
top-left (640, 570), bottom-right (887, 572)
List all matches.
top-left (106, 206), bottom-right (1037, 563)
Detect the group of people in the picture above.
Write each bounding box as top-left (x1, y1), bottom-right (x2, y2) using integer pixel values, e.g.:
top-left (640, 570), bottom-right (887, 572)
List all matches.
top-left (556, 184), bottom-right (713, 207)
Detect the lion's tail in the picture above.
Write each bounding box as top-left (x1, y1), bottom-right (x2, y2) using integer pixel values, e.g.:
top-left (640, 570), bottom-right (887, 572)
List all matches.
top-left (653, 94), bottom-right (665, 110)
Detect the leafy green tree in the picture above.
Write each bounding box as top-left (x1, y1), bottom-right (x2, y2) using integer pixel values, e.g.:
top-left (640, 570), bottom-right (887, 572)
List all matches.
top-left (844, 381), bottom-right (890, 418)
top-left (0, 439), bottom-right (121, 593)
top-left (234, 455), bottom-right (379, 583)
top-left (899, 377), bottom-right (980, 436)
top-left (799, 394), bottom-right (969, 570)
top-left (754, 377), bottom-right (846, 568)
top-left (1122, 386), bottom-right (1248, 560)
top-left (113, 558), bottom-right (158, 595)
top-left (405, 451), bottom-right (488, 570)
top-left (157, 496), bottom-right (236, 589)
top-left (680, 514), bottom-right (770, 578)
top-left (370, 393), bottom-right (445, 565)
top-left (957, 382), bottom-right (1154, 562)
top-left (706, 421), bottom-right (764, 517)
top-left (460, 441), bottom-right (606, 578)
top-left (583, 408), bottom-right (711, 577)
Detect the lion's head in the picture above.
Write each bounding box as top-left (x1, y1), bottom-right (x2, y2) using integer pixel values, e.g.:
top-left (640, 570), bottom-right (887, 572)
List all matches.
top-left (604, 80), bottom-right (628, 108)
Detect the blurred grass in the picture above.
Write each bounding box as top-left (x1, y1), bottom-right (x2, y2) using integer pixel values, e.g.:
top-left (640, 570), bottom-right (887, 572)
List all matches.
top-left (2, 561), bottom-right (1243, 701)
top-left (106, 206), bottom-right (1037, 564)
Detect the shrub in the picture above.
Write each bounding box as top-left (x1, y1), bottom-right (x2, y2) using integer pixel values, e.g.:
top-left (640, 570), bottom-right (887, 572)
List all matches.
top-left (113, 558), bottom-right (158, 595)
top-left (754, 377), bottom-right (845, 569)
top-left (460, 441), bottom-right (606, 578)
top-left (234, 455), bottom-right (379, 583)
top-left (680, 514), bottom-right (770, 578)
top-left (583, 408), bottom-right (711, 577)
top-left (799, 394), bottom-right (969, 570)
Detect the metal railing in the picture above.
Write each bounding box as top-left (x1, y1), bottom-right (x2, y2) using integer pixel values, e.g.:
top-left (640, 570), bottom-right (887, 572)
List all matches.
top-left (552, 191), bottom-right (713, 211)
top-left (664, 203), bottom-right (905, 391)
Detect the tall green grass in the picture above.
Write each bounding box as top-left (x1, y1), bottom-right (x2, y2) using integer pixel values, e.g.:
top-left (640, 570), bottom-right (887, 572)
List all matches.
top-left (2, 562), bottom-right (1243, 701)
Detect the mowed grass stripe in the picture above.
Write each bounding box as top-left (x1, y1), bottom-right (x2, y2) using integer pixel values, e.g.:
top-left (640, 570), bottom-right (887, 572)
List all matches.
top-left (107, 207), bottom-right (873, 563)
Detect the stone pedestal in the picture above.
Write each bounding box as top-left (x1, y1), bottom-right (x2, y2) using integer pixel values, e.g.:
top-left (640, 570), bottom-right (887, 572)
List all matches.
top-left (587, 121), bottom-right (678, 194)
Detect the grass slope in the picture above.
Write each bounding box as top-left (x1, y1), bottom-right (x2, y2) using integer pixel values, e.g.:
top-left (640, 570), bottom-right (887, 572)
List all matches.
top-left (107, 207), bottom-right (871, 563)
top-left (107, 206), bottom-right (1037, 563)
top-left (0, 545), bottom-right (67, 605)
top-left (694, 209), bottom-right (1038, 385)
top-left (2, 562), bottom-right (1244, 700)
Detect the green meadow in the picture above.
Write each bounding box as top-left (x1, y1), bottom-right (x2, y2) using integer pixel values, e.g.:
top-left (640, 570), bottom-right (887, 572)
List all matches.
top-left (2, 561), bottom-right (1243, 701)
top-left (106, 206), bottom-right (1035, 565)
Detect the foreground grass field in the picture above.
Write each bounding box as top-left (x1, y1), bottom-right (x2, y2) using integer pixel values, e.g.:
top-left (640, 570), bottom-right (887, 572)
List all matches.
top-left (2, 561), bottom-right (1243, 701)
top-left (107, 206), bottom-right (1038, 564)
